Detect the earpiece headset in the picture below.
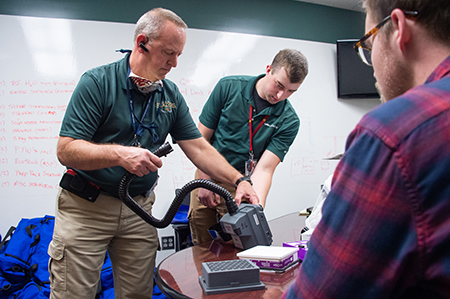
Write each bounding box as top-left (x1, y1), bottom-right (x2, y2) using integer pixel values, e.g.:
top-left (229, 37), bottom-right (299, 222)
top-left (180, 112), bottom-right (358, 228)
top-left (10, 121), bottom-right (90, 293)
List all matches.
top-left (139, 42), bottom-right (149, 52)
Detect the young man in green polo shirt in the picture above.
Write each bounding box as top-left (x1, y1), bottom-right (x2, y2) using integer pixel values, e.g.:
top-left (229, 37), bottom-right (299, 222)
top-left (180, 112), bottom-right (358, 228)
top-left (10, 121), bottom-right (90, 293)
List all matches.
top-left (189, 49), bottom-right (309, 245)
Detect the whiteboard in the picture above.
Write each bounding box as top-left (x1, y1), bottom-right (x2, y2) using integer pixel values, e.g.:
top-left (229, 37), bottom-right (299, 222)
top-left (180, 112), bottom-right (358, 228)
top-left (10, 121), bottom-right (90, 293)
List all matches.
top-left (0, 14), bottom-right (380, 235)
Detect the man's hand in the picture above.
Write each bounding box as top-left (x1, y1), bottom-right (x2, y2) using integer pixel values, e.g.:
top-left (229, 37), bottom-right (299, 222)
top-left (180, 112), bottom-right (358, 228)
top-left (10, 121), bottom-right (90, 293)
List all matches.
top-left (234, 181), bottom-right (260, 206)
top-left (198, 188), bottom-right (221, 208)
top-left (119, 146), bottom-right (163, 177)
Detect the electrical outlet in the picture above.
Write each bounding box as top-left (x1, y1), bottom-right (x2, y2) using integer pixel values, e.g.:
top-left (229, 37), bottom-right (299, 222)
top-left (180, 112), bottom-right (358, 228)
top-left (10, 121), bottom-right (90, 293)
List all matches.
top-left (161, 236), bottom-right (175, 250)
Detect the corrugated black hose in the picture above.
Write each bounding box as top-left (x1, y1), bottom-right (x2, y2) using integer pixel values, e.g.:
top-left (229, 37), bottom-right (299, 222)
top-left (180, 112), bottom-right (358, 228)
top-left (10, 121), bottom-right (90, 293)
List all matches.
top-left (118, 142), bottom-right (238, 228)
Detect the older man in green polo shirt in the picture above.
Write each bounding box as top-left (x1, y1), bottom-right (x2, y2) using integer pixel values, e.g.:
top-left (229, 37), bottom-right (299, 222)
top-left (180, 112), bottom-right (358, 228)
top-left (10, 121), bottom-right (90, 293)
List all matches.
top-left (189, 49), bottom-right (309, 245)
top-left (49, 8), bottom-right (259, 299)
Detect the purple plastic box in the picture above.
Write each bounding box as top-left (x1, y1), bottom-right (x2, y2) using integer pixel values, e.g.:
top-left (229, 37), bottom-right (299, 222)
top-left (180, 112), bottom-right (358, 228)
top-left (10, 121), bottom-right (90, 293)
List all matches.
top-left (237, 246), bottom-right (299, 271)
top-left (248, 254), bottom-right (296, 270)
top-left (282, 241), bottom-right (308, 261)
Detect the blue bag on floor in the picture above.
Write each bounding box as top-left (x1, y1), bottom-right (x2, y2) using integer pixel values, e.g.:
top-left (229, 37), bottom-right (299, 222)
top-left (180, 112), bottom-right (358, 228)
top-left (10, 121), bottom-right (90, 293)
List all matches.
top-left (0, 216), bottom-right (166, 299)
top-left (0, 216), bottom-right (54, 299)
top-left (7, 280), bottom-right (50, 299)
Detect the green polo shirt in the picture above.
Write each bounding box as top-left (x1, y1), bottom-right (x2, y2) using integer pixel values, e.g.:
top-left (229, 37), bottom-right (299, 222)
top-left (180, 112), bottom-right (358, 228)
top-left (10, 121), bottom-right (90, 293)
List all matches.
top-left (60, 54), bottom-right (201, 197)
top-left (199, 75), bottom-right (300, 174)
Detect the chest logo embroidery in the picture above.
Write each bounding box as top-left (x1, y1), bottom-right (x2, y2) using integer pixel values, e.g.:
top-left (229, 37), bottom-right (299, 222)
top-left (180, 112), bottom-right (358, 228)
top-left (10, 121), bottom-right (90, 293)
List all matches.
top-left (157, 101), bottom-right (177, 113)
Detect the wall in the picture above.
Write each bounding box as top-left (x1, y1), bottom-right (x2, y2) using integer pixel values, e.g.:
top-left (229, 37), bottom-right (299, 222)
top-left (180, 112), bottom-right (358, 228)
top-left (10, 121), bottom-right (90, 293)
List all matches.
top-left (0, 0), bottom-right (366, 43)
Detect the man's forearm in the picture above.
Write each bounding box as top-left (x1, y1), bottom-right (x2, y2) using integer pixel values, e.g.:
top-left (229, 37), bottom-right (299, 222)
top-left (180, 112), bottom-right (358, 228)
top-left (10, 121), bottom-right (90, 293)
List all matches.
top-left (249, 150), bottom-right (281, 208)
top-left (250, 170), bottom-right (272, 208)
top-left (196, 147), bottom-right (242, 186)
top-left (178, 138), bottom-right (242, 186)
top-left (57, 136), bottom-right (162, 176)
top-left (197, 168), bottom-right (211, 180)
top-left (57, 137), bottom-right (122, 170)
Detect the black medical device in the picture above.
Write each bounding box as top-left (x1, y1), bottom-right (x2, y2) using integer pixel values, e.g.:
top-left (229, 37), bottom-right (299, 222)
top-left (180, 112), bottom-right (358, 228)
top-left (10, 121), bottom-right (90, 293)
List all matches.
top-left (117, 142), bottom-right (273, 250)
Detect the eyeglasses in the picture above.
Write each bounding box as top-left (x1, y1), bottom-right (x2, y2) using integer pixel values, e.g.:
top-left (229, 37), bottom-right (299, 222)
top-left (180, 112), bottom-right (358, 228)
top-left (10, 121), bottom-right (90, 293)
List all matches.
top-left (354, 11), bottom-right (418, 66)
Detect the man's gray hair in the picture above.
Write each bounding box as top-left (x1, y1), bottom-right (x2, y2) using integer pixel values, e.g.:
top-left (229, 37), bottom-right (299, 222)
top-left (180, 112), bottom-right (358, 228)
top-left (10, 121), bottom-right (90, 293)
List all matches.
top-left (134, 8), bottom-right (187, 43)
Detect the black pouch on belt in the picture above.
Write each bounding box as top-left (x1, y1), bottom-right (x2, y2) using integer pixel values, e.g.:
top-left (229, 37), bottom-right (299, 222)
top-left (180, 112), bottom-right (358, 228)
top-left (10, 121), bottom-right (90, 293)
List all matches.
top-left (59, 169), bottom-right (100, 202)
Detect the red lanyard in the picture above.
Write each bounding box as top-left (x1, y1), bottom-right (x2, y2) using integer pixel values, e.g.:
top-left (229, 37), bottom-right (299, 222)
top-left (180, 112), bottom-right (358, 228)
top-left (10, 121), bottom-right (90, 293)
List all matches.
top-left (249, 105), bottom-right (269, 156)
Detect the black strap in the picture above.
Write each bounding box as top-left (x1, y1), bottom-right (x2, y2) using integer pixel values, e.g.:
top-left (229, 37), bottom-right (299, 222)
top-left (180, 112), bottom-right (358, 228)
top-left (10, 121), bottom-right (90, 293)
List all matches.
top-left (0, 226), bottom-right (16, 251)
top-left (25, 224), bottom-right (37, 237)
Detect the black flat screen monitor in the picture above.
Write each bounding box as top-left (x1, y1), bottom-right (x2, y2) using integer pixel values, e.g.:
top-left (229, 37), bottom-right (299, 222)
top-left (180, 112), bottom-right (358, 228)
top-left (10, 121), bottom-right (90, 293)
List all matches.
top-left (337, 39), bottom-right (379, 99)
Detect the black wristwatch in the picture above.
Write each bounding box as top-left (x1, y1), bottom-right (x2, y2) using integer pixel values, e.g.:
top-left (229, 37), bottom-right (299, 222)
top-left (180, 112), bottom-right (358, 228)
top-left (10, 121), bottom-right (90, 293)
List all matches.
top-left (234, 176), bottom-right (253, 189)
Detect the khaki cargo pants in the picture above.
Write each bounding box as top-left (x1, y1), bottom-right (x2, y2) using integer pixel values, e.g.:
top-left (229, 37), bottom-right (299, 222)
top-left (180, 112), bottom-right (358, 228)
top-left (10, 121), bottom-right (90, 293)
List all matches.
top-left (188, 170), bottom-right (236, 245)
top-left (48, 188), bottom-right (158, 299)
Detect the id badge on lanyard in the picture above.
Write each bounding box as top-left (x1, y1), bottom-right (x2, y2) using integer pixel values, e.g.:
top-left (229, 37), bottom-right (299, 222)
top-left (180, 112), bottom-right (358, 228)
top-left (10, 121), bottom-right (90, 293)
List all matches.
top-left (247, 105), bottom-right (269, 176)
top-left (126, 62), bottom-right (163, 147)
top-left (245, 155), bottom-right (258, 176)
